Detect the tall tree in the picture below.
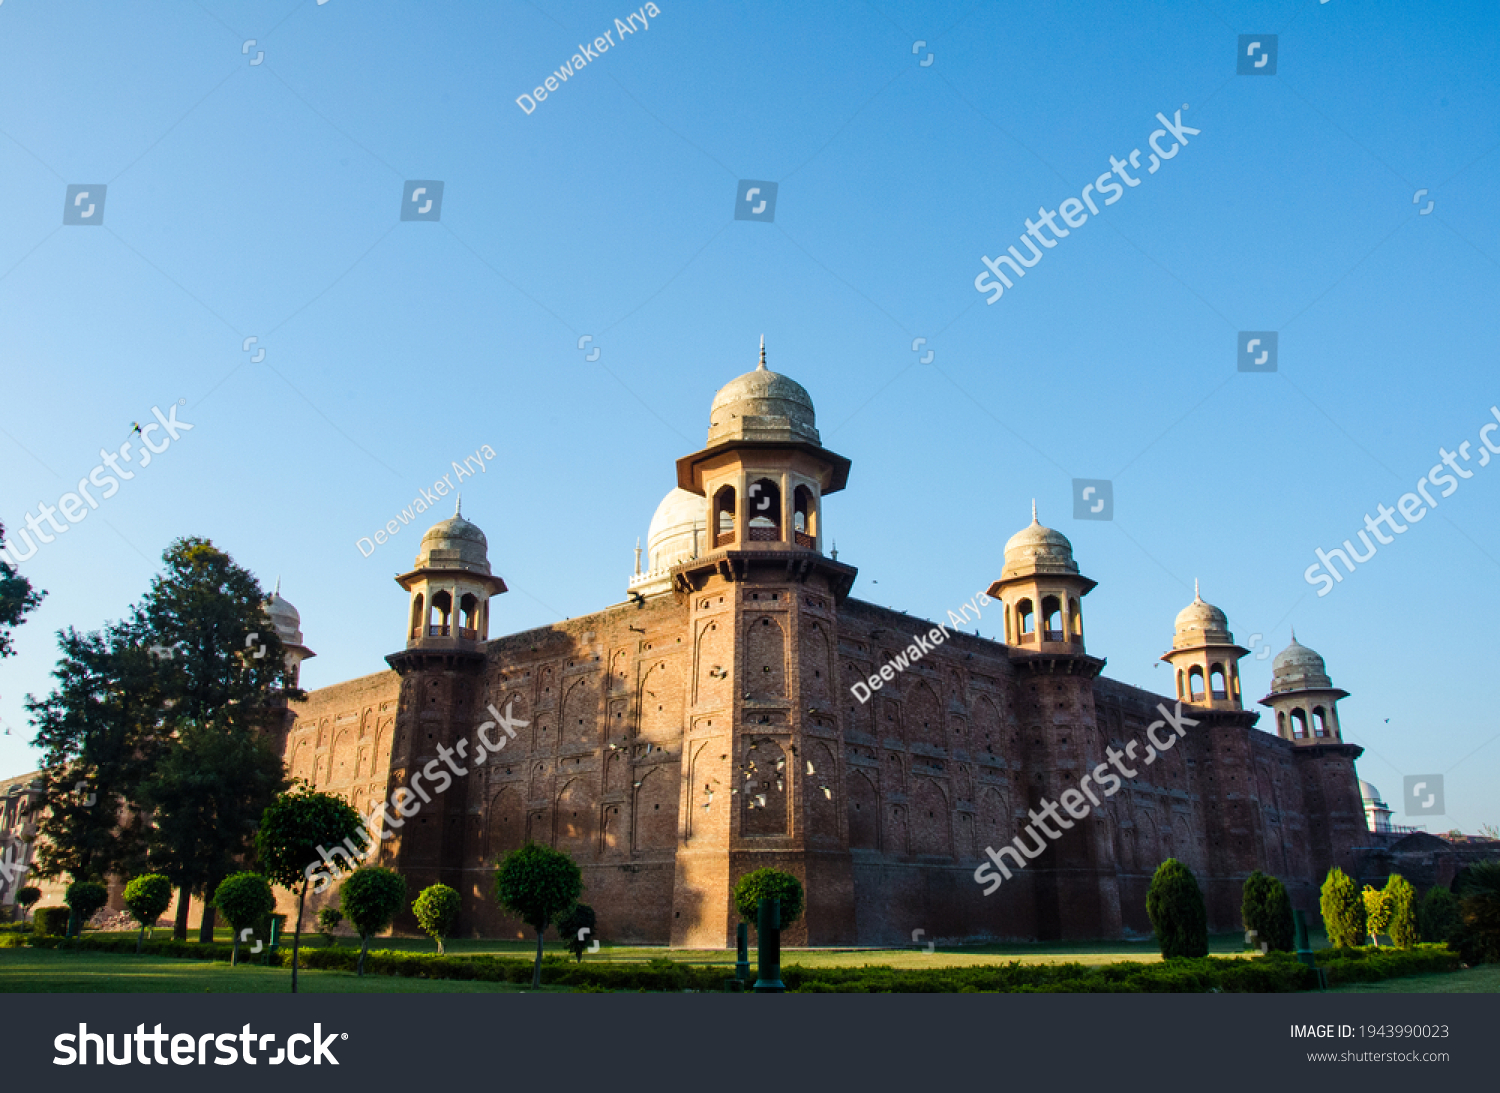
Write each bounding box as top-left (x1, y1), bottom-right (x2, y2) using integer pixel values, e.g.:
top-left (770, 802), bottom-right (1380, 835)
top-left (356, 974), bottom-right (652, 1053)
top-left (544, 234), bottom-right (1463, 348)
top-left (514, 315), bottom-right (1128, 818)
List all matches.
top-left (25, 618), bottom-right (165, 885)
top-left (137, 537), bottom-right (298, 939)
top-left (0, 520), bottom-right (45, 660)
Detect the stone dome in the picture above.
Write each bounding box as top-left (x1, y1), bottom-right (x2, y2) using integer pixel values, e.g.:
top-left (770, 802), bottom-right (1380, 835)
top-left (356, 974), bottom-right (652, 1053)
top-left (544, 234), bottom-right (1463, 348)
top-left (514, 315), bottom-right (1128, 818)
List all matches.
top-left (1358, 779), bottom-right (1383, 803)
top-left (646, 487), bottom-right (708, 572)
top-left (1001, 504), bottom-right (1079, 579)
top-left (264, 586), bottom-right (304, 647)
top-left (706, 340), bottom-right (820, 446)
top-left (1269, 633), bottom-right (1334, 693)
top-left (1171, 582), bottom-right (1233, 648)
top-left (415, 505), bottom-right (493, 575)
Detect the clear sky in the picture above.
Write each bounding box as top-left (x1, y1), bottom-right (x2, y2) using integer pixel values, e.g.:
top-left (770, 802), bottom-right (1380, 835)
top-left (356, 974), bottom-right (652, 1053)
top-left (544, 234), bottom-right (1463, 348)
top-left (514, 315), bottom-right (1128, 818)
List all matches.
top-left (1, 0), bottom-right (1496, 832)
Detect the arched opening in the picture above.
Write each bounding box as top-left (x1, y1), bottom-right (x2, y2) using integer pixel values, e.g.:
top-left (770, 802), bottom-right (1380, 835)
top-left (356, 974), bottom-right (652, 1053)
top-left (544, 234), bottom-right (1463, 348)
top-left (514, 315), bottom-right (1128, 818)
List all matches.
top-left (459, 593), bottom-right (480, 639)
top-left (1312, 706), bottom-right (1329, 737)
top-left (428, 590), bottom-right (452, 637)
top-left (1042, 596), bottom-right (1063, 641)
top-left (410, 593), bottom-right (424, 640)
top-left (1017, 599), bottom-right (1035, 642)
top-left (713, 485), bottom-right (736, 547)
top-left (1209, 663), bottom-right (1227, 700)
top-left (747, 477), bottom-right (782, 541)
top-left (793, 485), bottom-right (817, 548)
top-left (1069, 597), bottom-right (1083, 640)
top-left (1290, 708), bottom-right (1308, 739)
top-left (1187, 665), bottom-right (1205, 702)
top-left (1276, 710), bottom-right (1287, 738)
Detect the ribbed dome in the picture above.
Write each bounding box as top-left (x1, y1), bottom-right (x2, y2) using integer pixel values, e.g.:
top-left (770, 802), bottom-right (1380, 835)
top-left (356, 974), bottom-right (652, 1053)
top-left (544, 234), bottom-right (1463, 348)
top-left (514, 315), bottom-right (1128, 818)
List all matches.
top-left (1171, 582), bottom-right (1233, 648)
top-left (1270, 633), bottom-right (1334, 693)
top-left (647, 488), bottom-right (708, 571)
top-left (415, 506), bottom-right (493, 575)
top-left (1001, 505), bottom-right (1079, 579)
top-left (706, 340), bottom-right (819, 445)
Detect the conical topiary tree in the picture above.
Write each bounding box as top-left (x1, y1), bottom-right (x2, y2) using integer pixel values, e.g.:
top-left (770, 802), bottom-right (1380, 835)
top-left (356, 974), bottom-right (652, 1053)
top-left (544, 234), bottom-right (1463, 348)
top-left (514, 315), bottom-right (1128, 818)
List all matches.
top-left (1146, 859), bottom-right (1208, 959)
top-left (1384, 874), bottom-right (1419, 949)
top-left (1320, 867), bottom-right (1366, 948)
top-left (1363, 884), bottom-right (1393, 945)
top-left (1241, 871), bottom-right (1294, 952)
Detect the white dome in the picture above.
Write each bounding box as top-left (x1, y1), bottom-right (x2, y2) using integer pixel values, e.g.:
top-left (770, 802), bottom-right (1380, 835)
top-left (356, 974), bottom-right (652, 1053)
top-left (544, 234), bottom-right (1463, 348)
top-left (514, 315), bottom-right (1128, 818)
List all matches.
top-left (647, 488), bottom-right (708, 572)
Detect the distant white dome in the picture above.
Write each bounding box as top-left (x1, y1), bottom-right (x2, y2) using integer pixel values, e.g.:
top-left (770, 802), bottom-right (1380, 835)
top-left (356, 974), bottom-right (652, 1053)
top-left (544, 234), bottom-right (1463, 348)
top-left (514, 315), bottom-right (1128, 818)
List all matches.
top-left (647, 488), bottom-right (708, 572)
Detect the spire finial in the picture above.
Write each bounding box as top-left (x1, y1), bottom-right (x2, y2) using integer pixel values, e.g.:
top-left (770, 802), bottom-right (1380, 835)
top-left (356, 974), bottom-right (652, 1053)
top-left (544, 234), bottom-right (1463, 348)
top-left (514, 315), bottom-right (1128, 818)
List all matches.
top-left (757, 335), bottom-right (767, 371)
top-left (454, 493), bottom-right (462, 517)
top-left (1290, 624), bottom-right (1297, 643)
top-left (274, 575), bottom-right (281, 596)
top-left (1194, 577), bottom-right (1201, 600)
top-left (1031, 498), bottom-right (1038, 523)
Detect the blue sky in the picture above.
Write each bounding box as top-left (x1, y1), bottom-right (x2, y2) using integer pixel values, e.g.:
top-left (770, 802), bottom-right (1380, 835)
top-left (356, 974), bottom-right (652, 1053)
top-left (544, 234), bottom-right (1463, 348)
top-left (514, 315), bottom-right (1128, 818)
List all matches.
top-left (1, 0), bottom-right (1496, 832)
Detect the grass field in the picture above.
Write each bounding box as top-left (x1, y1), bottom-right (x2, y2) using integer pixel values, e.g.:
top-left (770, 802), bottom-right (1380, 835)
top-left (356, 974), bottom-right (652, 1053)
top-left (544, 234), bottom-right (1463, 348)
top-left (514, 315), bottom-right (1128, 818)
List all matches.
top-left (1325, 963), bottom-right (1500, 994)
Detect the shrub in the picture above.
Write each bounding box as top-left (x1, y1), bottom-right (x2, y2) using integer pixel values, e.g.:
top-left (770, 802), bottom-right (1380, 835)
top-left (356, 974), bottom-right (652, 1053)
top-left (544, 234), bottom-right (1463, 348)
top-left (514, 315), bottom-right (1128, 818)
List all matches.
top-left (1417, 885), bottom-right (1461, 945)
top-left (1241, 871), bottom-right (1294, 952)
top-left (1454, 861), bottom-right (1500, 964)
top-left (1384, 874), bottom-right (1419, 949)
top-left (16, 886), bottom-right (41, 922)
top-left (1363, 885), bottom-right (1392, 945)
top-left (316, 907), bottom-right (343, 947)
top-left (1146, 859), bottom-right (1208, 959)
top-left (494, 842), bottom-right (584, 989)
top-left (33, 906), bottom-right (70, 937)
top-left (64, 880), bottom-right (109, 937)
top-left (122, 874), bottom-right (173, 954)
top-left (412, 884), bottom-right (461, 956)
top-left (213, 872), bottom-right (276, 967)
top-left (733, 868), bottom-right (805, 928)
top-left (557, 903), bottom-right (597, 963)
top-left (340, 867), bottom-right (407, 976)
top-left (1320, 867), bottom-right (1366, 949)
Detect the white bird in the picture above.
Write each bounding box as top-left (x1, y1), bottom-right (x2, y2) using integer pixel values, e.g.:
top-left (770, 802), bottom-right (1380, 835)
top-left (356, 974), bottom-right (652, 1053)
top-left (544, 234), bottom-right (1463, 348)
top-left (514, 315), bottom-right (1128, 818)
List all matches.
top-left (806, 761), bottom-right (815, 775)
top-left (820, 786), bottom-right (832, 799)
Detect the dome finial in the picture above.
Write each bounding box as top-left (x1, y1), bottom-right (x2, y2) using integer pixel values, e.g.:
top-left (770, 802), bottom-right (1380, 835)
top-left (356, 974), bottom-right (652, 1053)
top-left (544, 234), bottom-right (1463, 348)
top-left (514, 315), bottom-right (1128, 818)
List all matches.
top-left (1194, 577), bottom-right (1201, 601)
top-left (274, 575), bottom-right (281, 596)
top-left (455, 492), bottom-right (462, 517)
top-left (757, 334), bottom-right (767, 371)
top-left (1030, 498), bottom-right (1038, 524)
top-left (1290, 624), bottom-right (1297, 643)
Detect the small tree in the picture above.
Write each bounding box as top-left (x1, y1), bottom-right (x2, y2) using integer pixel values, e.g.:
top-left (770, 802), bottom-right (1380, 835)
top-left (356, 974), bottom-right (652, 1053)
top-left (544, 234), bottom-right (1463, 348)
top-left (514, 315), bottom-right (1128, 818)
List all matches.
top-left (213, 872), bottom-right (276, 967)
top-left (340, 867), bottom-right (406, 976)
top-left (255, 788), bottom-right (364, 993)
top-left (1320, 867), bottom-right (1367, 948)
top-left (1418, 885), bottom-right (1461, 945)
top-left (64, 879), bottom-right (109, 938)
top-left (122, 874), bottom-right (172, 953)
top-left (316, 907), bottom-right (343, 947)
top-left (1455, 861), bottom-right (1500, 965)
top-left (494, 842), bottom-right (583, 989)
top-left (1146, 859), bottom-right (1208, 958)
top-left (733, 868), bottom-right (806, 929)
top-left (1241, 871), bottom-right (1294, 952)
top-left (1384, 874), bottom-right (1419, 949)
top-left (1363, 885), bottom-right (1392, 945)
top-left (412, 884), bottom-right (461, 956)
top-left (557, 903), bottom-right (597, 963)
top-left (16, 886), bottom-right (41, 923)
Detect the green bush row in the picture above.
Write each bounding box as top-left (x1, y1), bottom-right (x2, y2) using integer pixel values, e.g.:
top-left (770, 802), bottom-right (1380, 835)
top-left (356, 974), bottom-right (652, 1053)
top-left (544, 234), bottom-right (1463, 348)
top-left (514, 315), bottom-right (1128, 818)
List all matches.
top-left (17, 934), bottom-right (1459, 993)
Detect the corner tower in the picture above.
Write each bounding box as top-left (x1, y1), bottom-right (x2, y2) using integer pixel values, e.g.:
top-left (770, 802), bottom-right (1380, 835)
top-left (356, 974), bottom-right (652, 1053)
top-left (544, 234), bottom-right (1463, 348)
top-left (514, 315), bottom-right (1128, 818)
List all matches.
top-left (1159, 582), bottom-right (1248, 711)
top-left (986, 502), bottom-right (1096, 653)
top-left (1259, 632), bottom-right (1347, 744)
top-left (667, 339), bottom-right (859, 946)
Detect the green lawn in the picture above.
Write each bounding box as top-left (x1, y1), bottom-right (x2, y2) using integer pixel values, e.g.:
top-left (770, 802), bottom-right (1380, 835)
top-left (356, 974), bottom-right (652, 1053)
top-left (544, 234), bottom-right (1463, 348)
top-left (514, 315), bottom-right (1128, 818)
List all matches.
top-left (1326, 962), bottom-right (1500, 994)
top-left (0, 947), bottom-right (558, 993)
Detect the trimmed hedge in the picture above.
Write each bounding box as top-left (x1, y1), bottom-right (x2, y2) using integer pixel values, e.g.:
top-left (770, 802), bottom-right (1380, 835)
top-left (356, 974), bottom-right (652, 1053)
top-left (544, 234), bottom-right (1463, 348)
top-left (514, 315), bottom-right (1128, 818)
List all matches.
top-left (15, 935), bottom-right (1461, 993)
top-left (33, 907), bottom-right (71, 937)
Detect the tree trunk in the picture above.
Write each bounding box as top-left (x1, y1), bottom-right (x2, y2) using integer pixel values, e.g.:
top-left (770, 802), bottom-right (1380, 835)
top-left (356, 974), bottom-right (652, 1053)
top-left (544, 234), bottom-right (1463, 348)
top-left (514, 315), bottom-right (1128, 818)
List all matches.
top-left (66, 909), bottom-right (78, 939)
top-left (291, 878), bottom-right (307, 994)
top-left (173, 885), bottom-right (191, 941)
top-left (136, 924), bottom-right (145, 955)
top-left (358, 936), bottom-right (368, 977)
top-left (231, 932), bottom-right (239, 967)
top-left (436, 936), bottom-right (444, 956)
top-left (532, 928), bottom-right (544, 990)
top-left (198, 900), bottom-right (217, 944)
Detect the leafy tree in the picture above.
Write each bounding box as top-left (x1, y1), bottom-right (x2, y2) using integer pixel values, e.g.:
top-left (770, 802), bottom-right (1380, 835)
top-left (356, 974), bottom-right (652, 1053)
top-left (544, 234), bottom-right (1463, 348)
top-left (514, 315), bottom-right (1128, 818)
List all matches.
top-left (213, 872), bottom-right (276, 967)
top-left (1363, 885), bottom-right (1392, 945)
top-left (122, 874), bottom-right (172, 953)
top-left (255, 788), bottom-right (363, 993)
top-left (1146, 859), bottom-right (1208, 959)
top-left (64, 879), bottom-right (109, 937)
top-left (16, 885), bottom-right (41, 923)
top-left (494, 842), bottom-right (583, 989)
top-left (557, 902), bottom-right (597, 963)
top-left (412, 883), bottom-right (461, 955)
top-left (1241, 871), bottom-right (1294, 952)
top-left (1418, 885), bottom-right (1461, 945)
top-left (316, 907), bottom-right (343, 947)
top-left (26, 619), bottom-right (166, 885)
top-left (1384, 874), bottom-right (1419, 949)
top-left (0, 521), bottom-right (44, 659)
top-left (1454, 861), bottom-right (1500, 964)
top-left (340, 867), bottom-right (406, 976)
top-left (1320, 867), bottom-right (1367, 948)
top-left (733, 868), bottom-right (806, 930)
top-left (138, 538), bottom-right (297, 941)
